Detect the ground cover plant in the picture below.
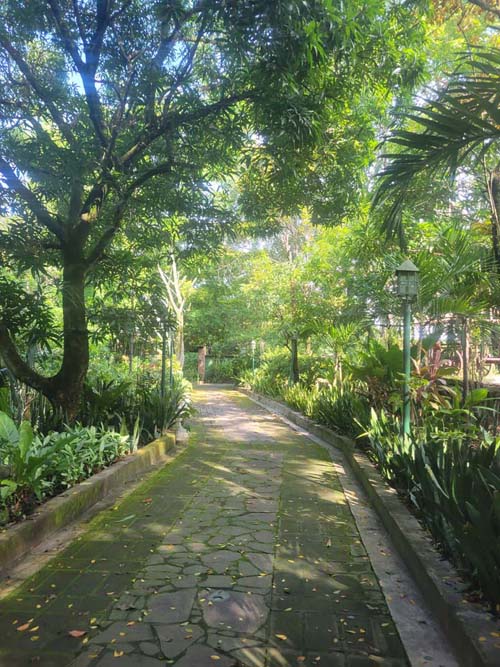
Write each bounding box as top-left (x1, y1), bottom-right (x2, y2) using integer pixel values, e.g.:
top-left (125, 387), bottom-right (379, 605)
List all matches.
top-left (0, 412), bottom-right (130, 524)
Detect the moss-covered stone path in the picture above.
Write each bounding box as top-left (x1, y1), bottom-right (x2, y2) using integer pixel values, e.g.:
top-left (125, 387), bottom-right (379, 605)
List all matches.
top-left (0, 387), bottom-right (408, 667)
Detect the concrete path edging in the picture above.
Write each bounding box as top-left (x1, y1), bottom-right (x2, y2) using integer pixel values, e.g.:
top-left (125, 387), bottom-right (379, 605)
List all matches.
top-left (239, 388), bottom-right (500, 667)
top-left (0, 432), bottom-right (176, 575)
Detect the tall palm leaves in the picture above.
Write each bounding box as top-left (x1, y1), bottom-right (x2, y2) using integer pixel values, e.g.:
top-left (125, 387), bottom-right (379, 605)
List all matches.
top-left (374, 47), bottom-right (500, 260)
top-left (415, 224), bottom-right (493, 320)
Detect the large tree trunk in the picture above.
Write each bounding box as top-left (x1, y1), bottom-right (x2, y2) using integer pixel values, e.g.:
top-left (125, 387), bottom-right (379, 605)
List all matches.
top-left (45, 256), bottom-right (89, 420)
top-left (0, 253), bottom-right (89, 422)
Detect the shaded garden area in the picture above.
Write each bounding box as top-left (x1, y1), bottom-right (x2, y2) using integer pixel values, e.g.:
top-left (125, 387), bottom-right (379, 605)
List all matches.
top-left (0, 0), bottom-right (500, 665)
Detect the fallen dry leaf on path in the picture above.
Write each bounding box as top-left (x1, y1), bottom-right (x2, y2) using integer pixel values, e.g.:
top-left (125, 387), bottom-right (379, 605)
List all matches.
top-left (68, 630), bottom-right (87, 638)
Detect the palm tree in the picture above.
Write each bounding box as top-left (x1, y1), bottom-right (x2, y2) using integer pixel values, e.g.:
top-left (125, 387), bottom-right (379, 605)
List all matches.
top-left (374, 47), bottom-right (500, 266)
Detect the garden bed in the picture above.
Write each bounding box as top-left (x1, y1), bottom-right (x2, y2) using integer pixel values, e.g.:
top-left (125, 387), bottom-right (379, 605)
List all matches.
top-left (0, 432), bottom-right (177, 574)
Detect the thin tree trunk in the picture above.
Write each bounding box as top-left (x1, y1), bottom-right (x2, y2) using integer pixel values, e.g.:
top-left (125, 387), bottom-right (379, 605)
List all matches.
top-left (198, 345), bottom-right (207, 383)
top-left (290, 337), bottom-right (299, 385)
top-left (488, 168), bottom-right (500, 272)
top-left (176, 316), bottom-right (185, 369)
top-left (462, 317), bottom-right (469, 405)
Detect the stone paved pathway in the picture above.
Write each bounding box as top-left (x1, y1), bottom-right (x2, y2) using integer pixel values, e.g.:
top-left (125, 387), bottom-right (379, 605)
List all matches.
top-left (0, 387), bottom-right (409, 667)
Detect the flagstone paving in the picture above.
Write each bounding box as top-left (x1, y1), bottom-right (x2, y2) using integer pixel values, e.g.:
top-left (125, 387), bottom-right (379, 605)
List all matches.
top-left (0, 387), bottom-right (409, 666)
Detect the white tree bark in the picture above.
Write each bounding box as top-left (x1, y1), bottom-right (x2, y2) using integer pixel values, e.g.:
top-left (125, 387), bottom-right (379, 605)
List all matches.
top-left (159, 255), bottom-right (194, 369)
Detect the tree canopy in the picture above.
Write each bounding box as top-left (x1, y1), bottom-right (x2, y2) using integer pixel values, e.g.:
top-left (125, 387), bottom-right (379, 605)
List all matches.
top-left (0, 0), bottom-right (430, 416)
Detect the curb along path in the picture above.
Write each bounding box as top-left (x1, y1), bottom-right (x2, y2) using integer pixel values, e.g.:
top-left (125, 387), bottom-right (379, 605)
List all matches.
top-left (1, 386), bottom-right (413, 666)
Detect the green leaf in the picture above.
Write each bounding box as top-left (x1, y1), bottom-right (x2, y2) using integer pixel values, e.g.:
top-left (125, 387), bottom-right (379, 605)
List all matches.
top-left (0, 412), bottom-right (18, 446)
top-left (0, 479), bottom-right (18, 500)
top-left (18, 421), bottom-right (34, 459)
top-left (464, 388), bottom-right (488, 408)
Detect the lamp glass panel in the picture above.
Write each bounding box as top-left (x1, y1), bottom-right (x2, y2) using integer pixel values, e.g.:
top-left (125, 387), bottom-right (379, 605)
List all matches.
top-left (397, 271), bottom-right (418, 297)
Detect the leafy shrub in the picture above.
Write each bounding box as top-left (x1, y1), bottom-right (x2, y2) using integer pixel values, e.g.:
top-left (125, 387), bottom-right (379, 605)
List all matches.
top-left (139, 375), bottom-right (193, 439)
top-left (282, 384), bottom-right (318, 418)
top-left (365, 409), bottom-right (500, 609)
top-left (0, 412), bottom-right (131, 525)
top-left (81, 369), bottom-right (192, 442)
top-left (42, 426), bottom-right (130, 491)
top-left (347, 339), bottom-right (403, 408)
top-left (0, 413), bottom-right (52, 519)
top-left (205, 357), bottom-right (249, 383)
top-left (312, 384), bottom-right (370, 439)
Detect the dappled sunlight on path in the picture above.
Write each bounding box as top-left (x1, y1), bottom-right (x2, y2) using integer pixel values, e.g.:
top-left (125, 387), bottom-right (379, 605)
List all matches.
top-left (0, 385), bottom-right (411, 667)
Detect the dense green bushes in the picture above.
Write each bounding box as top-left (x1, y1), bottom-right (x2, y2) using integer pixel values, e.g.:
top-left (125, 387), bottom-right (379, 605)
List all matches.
top-left (240, 348), bottom-right (333, 397)
top-left (0, 347), bottom-right (193, 526)
top-left (184, 352), bottom-right (252, 383)
top-left (81, 371), bottom-right (192, 442)
top-left (366, 409), bottom-right (500, 609)
top-left (0, 413), bottom-right (130, 524)
top-left (281, 383), bottom-right (370, 440)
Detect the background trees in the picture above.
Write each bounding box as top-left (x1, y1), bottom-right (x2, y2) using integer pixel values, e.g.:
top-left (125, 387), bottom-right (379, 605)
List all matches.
top-left (0, 0), bottom-right (428, 417)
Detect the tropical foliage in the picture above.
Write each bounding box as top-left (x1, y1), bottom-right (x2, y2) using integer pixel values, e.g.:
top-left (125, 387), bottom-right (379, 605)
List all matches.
top-left (1, 0), bottom-right (499, 618)
top-left (0, 412), bottom-right (131, 524)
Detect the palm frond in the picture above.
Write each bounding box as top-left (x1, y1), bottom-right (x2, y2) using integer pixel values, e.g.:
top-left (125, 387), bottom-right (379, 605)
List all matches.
top-left (373, 47), bottom-right (500, 241)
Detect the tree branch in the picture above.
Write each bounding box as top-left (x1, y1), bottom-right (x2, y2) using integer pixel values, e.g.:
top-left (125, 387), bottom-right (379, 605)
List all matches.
top-left (0, 31), bottom-right (74, 146)
top-left (72, 0), bottom-right (87, 47)
top-left (170, 92), bottom-right (255, 127)
top-left (85, 200), bottom-right (126, 266)
top-left (0, 157), bottom-right (66, 242)
top-left (86, 157), bottom-right (177, 266)
top-left (161, 16), bottom-right (207, 120)
top-left (120, 91), bottom-right (254, 167)
top-left (125, 161), bottom-right (174, 195)
top-left (467, 0), bottom-right (500, 19)
top-left (0, 324), bottom-right (50, 394)
top-left (46, 0), bottom-right (109, 149)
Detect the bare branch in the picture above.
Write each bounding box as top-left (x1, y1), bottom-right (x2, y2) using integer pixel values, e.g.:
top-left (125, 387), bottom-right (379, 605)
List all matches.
top-left (0, 157), bottom-right (66, 242)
